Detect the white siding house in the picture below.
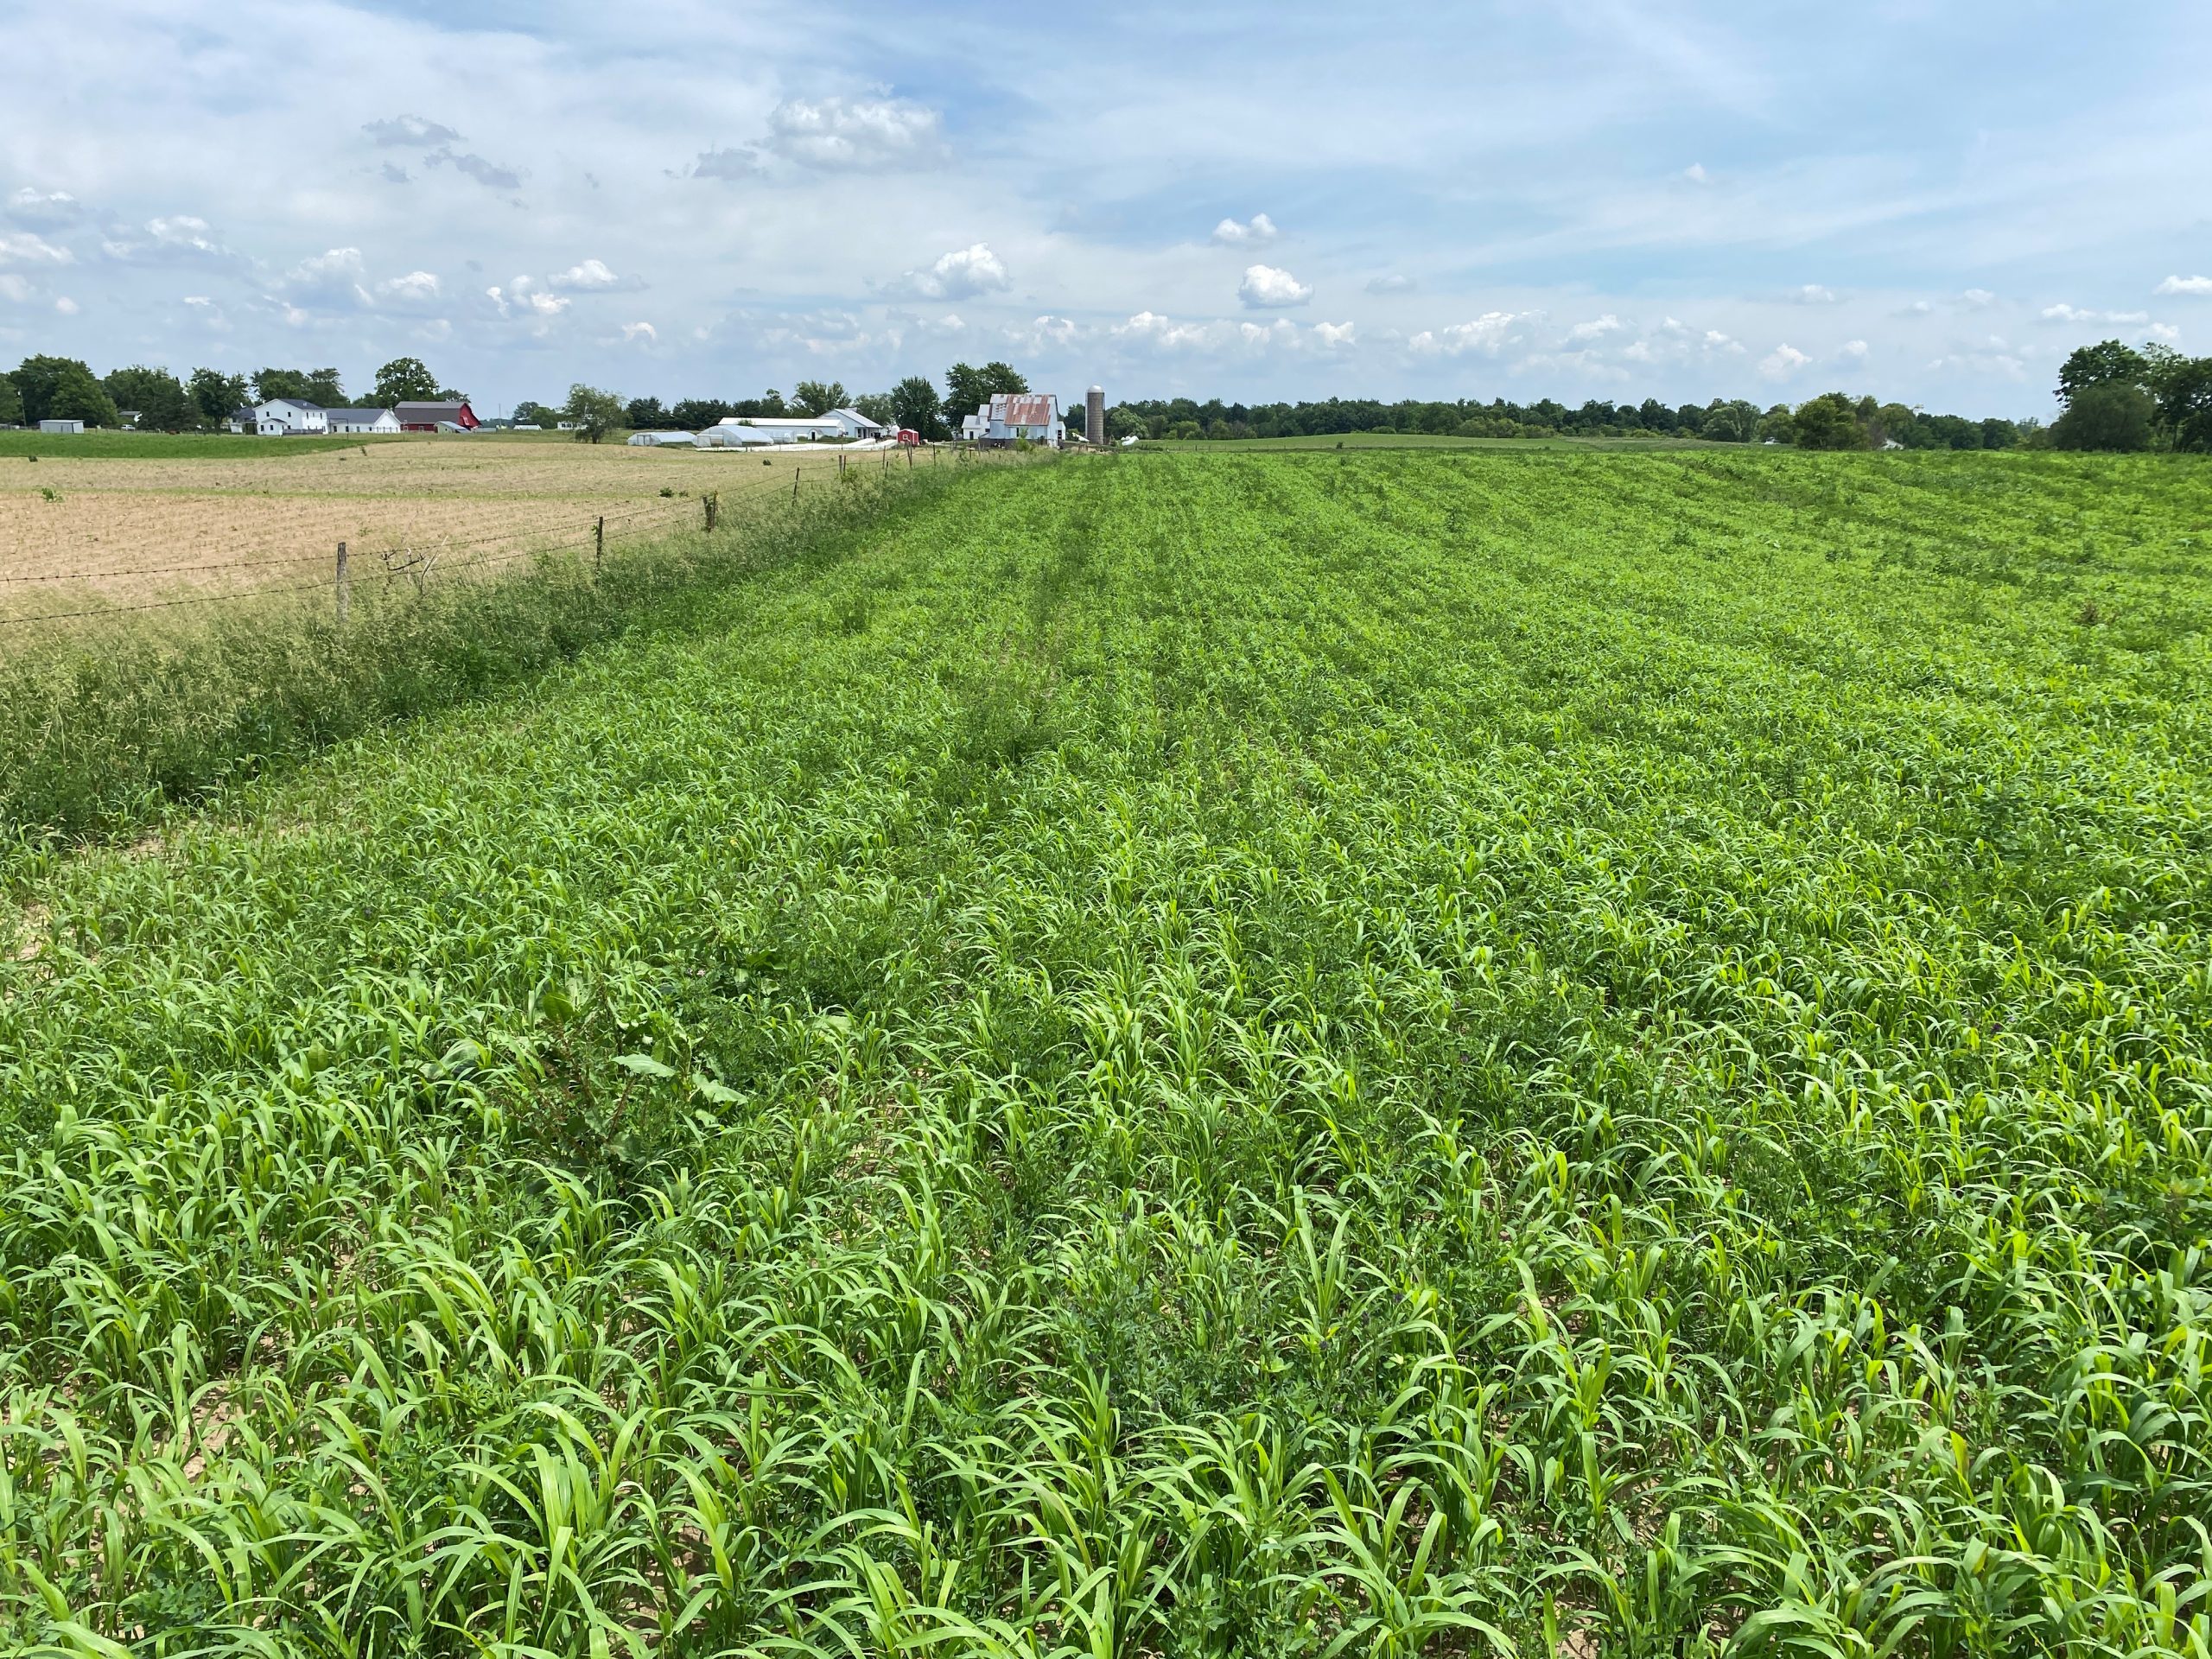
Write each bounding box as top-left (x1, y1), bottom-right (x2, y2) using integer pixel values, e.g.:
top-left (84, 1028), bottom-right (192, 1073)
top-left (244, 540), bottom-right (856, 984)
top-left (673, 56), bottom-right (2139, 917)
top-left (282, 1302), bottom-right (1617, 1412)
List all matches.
top-left (959, 393), bottom-right (1063, 446)
top-left (235, 398), bottom-right (330, 435)
top-left (324, 407), bottom-right (403, 435)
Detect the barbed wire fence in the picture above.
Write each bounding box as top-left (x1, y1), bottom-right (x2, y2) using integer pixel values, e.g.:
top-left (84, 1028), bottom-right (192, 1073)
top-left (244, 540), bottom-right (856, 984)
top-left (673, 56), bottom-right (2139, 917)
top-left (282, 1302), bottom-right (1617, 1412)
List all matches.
top-left (0, 441), bottom-right (992, 635)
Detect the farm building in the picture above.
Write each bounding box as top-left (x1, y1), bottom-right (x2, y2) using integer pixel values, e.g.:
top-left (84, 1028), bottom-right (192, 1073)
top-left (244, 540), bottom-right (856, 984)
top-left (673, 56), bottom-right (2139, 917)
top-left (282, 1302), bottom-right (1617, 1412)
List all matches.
top-left (626, 430), bottom-right (699, 447)
top-left (233, 398), bottom-right (329, 436)
top-left (395, 400), bottom-right (480, 432)
top-left (37, 418), bottom-right (86, 435)
top-left (699, 408), bottom-right (886, 446)
top-left (961, 393), bottom-right (1064, 447)
top-left (325, 408), bottom-right (404, 435)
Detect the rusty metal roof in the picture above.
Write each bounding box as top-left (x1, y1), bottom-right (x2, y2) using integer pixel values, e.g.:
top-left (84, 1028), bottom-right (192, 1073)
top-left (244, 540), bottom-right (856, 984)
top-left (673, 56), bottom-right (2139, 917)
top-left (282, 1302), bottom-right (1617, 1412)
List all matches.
top-left (993, 393), bottom-right (1057, 427)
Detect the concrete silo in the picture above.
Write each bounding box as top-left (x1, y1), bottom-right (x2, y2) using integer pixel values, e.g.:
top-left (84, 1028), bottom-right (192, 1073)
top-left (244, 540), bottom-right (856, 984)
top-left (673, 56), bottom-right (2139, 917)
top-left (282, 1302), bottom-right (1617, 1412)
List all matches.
top-left (1087, 385), bottom-right (1106, 447)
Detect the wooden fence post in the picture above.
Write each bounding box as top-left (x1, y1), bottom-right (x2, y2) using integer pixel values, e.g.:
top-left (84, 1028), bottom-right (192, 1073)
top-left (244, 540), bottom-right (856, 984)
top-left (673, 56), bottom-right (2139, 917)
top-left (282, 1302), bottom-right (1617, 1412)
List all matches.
top-left (594, 515), bottom-right (605, 577)
top-left (705, 492), bottom-right (719, 533)
top-left (335, 541), bottom-right (349, 626)
top-left (792, 470), bottom-right (800, 504)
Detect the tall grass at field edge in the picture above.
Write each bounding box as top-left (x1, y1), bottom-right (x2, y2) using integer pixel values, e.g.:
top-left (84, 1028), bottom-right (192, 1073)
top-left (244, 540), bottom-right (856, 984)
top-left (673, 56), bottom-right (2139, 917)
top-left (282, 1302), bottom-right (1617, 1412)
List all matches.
top-left (0, 462), bottom-right (972, 845)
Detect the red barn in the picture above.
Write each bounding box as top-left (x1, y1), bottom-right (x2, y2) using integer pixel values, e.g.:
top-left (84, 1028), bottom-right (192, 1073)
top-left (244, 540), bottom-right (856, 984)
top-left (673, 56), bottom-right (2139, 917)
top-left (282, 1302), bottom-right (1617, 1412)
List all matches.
top-left (395, 400), bottom-right (480, 432)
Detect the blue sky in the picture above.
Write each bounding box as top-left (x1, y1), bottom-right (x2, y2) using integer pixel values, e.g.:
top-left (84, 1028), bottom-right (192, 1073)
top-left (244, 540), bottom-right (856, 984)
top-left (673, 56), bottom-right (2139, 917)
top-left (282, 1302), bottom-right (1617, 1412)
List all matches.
top-left (3, 0), bottom-right (2208, 417)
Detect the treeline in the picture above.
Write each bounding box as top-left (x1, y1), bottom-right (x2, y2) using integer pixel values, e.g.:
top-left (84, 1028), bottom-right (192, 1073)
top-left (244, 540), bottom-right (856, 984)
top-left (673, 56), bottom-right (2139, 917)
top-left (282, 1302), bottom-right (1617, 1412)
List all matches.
top-left (608, 361), bottom-right (1035, 442)
top-left (0, 354), bottom-right (463, 429)
top-left (1111, 337), bottom-right (2212, 453)
top-left (1107, 392), bottom-right (2030, 450)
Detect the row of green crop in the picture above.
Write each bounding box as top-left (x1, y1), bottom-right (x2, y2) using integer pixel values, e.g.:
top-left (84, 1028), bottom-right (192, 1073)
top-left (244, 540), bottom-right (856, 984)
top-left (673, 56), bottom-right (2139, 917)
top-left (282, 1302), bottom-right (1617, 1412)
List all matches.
top-left (2, 448), bottom-right (2209, 1655)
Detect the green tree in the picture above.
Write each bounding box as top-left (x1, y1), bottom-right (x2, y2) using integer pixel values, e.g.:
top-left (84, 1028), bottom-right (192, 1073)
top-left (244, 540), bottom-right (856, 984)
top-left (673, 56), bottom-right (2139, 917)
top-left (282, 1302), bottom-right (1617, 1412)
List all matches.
top-left (253, 367), bottom-right (312, 403)
top-left (512, 400), bottom-right (560, 428)
top-left (943, 360), bottom-right (1028, 429)
top-left (188, 368), bottom-right (250, 424)
top-left (0, 372), bottom-right (24, 427)
top-left (2052, 381), bottom-right (2154, 451)
top-left (852, 391), bottom-right (896, 428)
top-left (671, 399), bottom-right (734, 430)
top-left (305, 368), bottom-right (346, 405)
top-left (2145, 345), bottom-right (2212, 452)
top-left (791, 379), bottom-right (849, 417)
top-left (888, 375), bottom-right (944, 439)
top-left (563, 384), bottom-right (625, 443)
top-left (101, 365), bottom-right (197, 430)
top-left (2056, 340), bottom-right (2149, 406)
top-left (625, 396), bottom-right (671, 430)
top-left (1700, 399), bottom-right (1761, 443)
top-left (372, 357), bottom-right (441, 406)
top-left (1789, 391), bottom-right (1873, 451)
top-left (12, 355), bottom-right (120, 426)
top-left (1872, 403), bottom-right (1918, 448)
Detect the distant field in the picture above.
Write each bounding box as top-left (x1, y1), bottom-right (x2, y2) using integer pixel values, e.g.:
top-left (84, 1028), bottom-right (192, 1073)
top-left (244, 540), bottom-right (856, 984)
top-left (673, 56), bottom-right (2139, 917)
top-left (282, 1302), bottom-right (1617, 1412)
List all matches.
top-left (1142, 429), bottom-right (1722, 452)
top-left (0, 430), bottom-right (392, 460)
top-left (1, 437), bottom-right (940, 622)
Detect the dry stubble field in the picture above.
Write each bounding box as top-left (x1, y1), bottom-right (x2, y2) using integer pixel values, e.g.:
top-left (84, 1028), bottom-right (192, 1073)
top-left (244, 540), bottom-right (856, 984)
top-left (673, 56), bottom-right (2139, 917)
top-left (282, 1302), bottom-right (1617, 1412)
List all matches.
top-left (0, 435), bottom-right (904, 624)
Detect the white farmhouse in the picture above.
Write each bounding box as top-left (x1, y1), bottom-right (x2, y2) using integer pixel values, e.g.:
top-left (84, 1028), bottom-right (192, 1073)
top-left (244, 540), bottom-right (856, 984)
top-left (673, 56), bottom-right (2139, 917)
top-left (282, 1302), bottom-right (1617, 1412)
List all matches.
top-left (324, 407), bottom-right (404, 435)
top-left (960, 393), bottom-right (1063, 447)
top-left (234, 398), bottom-right (331, 435)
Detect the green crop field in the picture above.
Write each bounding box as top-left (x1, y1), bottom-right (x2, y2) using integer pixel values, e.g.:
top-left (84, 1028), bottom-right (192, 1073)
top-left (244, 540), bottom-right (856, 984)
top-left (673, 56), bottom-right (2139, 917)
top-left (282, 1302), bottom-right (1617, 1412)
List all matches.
top-left (3, 448), bottom-right (2211, 1656)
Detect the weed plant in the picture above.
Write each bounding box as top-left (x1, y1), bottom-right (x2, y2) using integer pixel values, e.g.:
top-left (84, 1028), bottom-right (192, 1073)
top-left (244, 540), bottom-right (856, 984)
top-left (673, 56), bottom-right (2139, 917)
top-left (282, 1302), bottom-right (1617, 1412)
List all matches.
top-left (2, 448), bottom-right (2210, 1655)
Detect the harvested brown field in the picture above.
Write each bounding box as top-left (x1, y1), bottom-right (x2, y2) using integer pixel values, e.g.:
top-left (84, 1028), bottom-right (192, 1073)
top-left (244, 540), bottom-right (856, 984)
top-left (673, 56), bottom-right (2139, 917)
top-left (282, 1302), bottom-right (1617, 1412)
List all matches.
top-left (0, 435), bottom-right (921, 624)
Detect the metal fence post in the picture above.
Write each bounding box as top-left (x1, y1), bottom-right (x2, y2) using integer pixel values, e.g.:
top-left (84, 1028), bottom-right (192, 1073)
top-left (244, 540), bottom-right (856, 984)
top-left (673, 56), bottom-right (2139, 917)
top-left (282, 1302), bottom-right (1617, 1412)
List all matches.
top-left (335, 541), bottom-right (349, 626)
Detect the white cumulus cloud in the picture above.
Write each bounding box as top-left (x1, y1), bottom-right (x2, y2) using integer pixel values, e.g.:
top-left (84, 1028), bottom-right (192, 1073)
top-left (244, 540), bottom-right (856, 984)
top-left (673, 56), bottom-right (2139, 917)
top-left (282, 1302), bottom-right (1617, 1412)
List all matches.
top-left (1683, 163), bottom-right (1711, 184)
top-left (1759, 343), bottom-right (1812, 378)
top-left (54, 296), bottom-right (79, 315)
top-left (2156, 275), bottom-right (2212, 296)
top-left (7, 188), bottom-right (81, 229)
top-left (0, 231), bottom-right (74, 267)
top-left (1238, 264), bottom-right (1311, 308)
top-left (1365, 274), bottom-right (1413, 295)
top-left (2040, 302), bottom-right (2148, 325)
top-left (1567, 314), bottom-right (1625, 343)
top-left (1789, 284), bottom-right (1840, 304)
top-left (1211, 213), bottom-right (1279, 245)
top-left (375, 270), bottom-right (441, 304)
top-left (1313, 321), bottom-right (1357, 347)
top-left (893, 242), bottom-right (1010, 301)
top-left (1410, 312), bottom-right (1535, 357)
top-left (1116, 310), bottom-right (1214, 351)
top-left (762, 97), bottom-right (946, 170)
top-left (621, 321), bottom-right (657, 342)
top-left (551, 258), bottom-right (620, 290)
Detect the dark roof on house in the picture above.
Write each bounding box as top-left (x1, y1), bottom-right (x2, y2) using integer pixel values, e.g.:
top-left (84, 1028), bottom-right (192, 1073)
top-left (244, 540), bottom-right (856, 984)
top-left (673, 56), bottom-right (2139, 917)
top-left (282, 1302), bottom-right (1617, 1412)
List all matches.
top-left (267, 397), bottom-right (322, 411)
